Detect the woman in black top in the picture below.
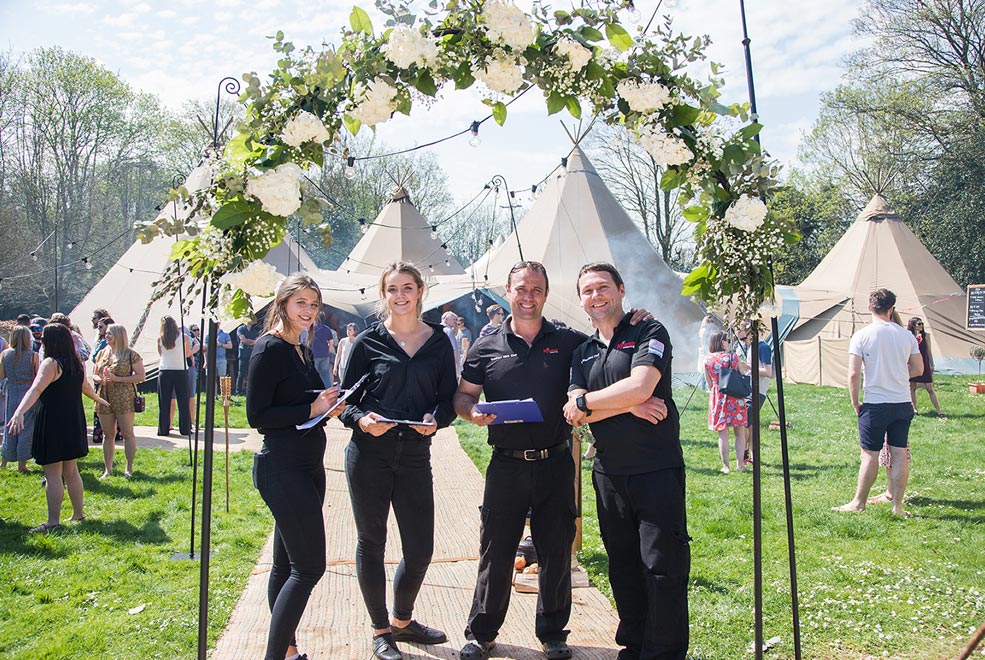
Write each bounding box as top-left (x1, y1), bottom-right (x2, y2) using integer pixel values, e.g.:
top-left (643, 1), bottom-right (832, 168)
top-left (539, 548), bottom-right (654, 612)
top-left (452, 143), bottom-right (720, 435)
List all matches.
top-left (246, 274), bottom-right (342, 660)
top-left (340, 262), bottom-right (458, 660)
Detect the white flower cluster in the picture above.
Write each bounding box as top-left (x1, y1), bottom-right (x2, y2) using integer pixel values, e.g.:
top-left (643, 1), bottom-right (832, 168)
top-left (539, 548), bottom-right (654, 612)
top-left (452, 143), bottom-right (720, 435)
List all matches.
top-left (483, 0), bottom-right (537, 51)
top-left (383, 25), bottom-right (439, 69)
top-left (246, 162), bottom-right (303, 217)
top-left (476, 54), bottom-right (524, 94)
top-left (638, 125), bottom-right (693, 166)
top-left (555, 37), bottom-right (591, 71)
top-left (724, 194), bottom-right (768, 232)
top-left (617, 79), bottom-right (672, 113)
top-left (695, 129), bottom-right (725, 162)
top-left (281, 110), bottom-right (331, 148)
top-left (350, 79), bottom-right (398, 127)
top-left (198, 225), bottom-right (234, 265)
top-left (220, 259), bottom-right (283, 298)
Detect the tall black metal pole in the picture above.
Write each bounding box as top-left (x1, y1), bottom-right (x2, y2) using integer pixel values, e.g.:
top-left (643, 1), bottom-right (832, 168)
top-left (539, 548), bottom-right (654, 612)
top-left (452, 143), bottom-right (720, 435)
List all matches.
top-left (53, 222), bottom-right (59, 313)
top-left (196, 74), bottom-right (240, 660)
top-left (489, 175), bottom-right (523, 261)
top-left (738, 2), bottom-right (803, 658)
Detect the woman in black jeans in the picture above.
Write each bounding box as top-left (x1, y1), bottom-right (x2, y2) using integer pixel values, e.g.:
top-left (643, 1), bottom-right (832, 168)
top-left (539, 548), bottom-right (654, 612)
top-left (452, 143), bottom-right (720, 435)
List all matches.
top-left (246, 274), bottom-right (342, 660)
top-left (340, 262), bottom-right (458, 660)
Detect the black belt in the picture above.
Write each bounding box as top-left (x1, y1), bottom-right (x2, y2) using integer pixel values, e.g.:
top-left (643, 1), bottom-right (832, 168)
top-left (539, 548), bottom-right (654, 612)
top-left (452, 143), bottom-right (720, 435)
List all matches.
top-left (493, 443), bottom-right (568, 462)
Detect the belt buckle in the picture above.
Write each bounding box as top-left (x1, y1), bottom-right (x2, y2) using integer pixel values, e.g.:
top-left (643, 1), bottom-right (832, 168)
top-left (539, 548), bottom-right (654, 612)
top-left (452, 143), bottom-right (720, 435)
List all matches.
top-left (523, 448), bottom-right (546, 461)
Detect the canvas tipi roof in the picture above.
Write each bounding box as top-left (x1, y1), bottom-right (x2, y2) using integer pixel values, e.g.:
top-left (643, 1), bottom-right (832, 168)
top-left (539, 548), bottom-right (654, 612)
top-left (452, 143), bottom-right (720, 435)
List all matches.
top-left (459, 146), bottom-right (706, 370)
top-left (785, 194), bottom-right (985, 385)
top-left (340, 187), bottom-right (465, 277)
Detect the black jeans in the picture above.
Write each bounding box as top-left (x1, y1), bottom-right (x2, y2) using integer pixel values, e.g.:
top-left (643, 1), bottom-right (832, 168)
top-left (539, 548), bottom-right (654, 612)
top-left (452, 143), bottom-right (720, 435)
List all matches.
top-left (466, 448), bottom-right (576, 644)
top-left (157, 369), bottom-right (190, 435)
top-left (254, 443), bottom-right (327, 660)
top-left (592, 468), bottom-right (690, 660)
top-left (345, 433), bottom-right (434, 629)
top-left (237, 355), bottom-right (250, 394)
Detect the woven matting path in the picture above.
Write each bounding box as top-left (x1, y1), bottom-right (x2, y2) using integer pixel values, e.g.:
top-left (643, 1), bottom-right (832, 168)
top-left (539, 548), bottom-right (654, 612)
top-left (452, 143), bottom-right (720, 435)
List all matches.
top-left (211, 421), bottom-right (620, 659)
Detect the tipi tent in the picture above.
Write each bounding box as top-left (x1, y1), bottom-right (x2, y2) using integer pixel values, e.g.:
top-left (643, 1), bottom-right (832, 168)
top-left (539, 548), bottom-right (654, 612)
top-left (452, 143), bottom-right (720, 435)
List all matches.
top-left (452, 146), bottom-right (706, 371)
top-left (69, 233), bottom-right (318, 376)
top-left (784, 194), bottom-right (985, 386)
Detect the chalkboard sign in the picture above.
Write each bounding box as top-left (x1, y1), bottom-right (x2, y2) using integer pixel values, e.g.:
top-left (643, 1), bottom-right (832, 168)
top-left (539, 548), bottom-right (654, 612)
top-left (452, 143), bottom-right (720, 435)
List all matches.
top-left (968, 285), bottom-right (985, 329)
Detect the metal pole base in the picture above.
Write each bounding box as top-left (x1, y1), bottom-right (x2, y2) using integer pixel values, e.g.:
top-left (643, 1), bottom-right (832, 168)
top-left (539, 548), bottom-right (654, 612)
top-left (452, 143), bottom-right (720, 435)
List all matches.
top-left (169, 550), bottom-right (216, 561)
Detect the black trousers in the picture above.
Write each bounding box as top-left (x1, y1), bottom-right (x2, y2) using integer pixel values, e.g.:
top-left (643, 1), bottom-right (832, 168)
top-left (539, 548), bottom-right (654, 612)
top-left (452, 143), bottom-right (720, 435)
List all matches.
top-left (237, 355), bottom-right (250, 394)
top-left (466, 448), bottom-right (576, 644)
top-left (592, 468), bottom-right (690, 660)
top-left (345, 434), bottom-right (435, 629)
top-left (156, 369), bottom-right (190, 435)
top-left (254, 444), bottom-right (327, 660)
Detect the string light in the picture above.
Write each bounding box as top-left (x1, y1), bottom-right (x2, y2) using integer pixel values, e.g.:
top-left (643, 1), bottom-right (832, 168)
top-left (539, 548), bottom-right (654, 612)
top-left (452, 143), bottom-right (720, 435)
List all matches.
top-left (359, 217), bottom-right (367, 234)
top-left (31, 252), bottom-right (37, 261)
top-left (625, 0), bottom-right (641, 22)
top-left (428, 264), bottom-right (434, 273)
top-left (445, 257), bottom-right (451, 267)
top-left (469, 121), bottom-right (481, 148)
top-left (430, 225), bottom-right (438, 240)
top-left (529, 184), bottom-right (538, 202)
top-left (359, 287), bottom-right (366, 299)
top-left (344, 156), bottom-right (356, 179)
top-left (82, 257), bottom-right (93, 270)
top-left (67, 241), bottom-right (76, 250)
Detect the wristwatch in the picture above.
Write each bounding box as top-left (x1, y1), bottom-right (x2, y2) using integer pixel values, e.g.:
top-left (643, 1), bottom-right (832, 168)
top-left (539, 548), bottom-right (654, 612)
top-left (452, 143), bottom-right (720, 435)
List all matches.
top-left (575, 393), bottom-right (592, 415)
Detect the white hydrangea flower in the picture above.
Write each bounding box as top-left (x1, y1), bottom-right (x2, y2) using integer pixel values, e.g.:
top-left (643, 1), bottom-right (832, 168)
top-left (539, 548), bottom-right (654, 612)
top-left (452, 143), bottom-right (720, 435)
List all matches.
top-left (281, 110), bottom-right (331, 148)
top-left (350, 79), bottom-right (399, 127)
top-left (220, 260), bottom-right (284, 298)
top-left (383, 25), bottom-right (439, 69)
top-left (617, 79), bottom-right (672, 113)
top-left (638, 125), bottom-right (693, 166)
top-left (246, 162), bottom-right (303, 217)
top-left (475, 54), bottom-right (524, 94)
top-left (725, 194), bottom-right (768, 232)
top-left (483, 0), bottom-right (537, 51)
top-left (555, 36), bottom-right (592, 71)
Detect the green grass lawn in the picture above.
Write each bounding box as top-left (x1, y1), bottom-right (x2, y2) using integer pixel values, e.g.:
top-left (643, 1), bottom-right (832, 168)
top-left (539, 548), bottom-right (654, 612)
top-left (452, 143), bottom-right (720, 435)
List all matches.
top-left (454, 375), bottom-right (985, 660)
top-left (81, 390), bottom-right (251, 430)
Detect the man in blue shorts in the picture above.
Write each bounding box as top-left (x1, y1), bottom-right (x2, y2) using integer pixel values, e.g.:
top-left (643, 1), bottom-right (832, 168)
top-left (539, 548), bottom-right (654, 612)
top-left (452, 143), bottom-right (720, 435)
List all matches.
top-left (834, 288), bottom-right (923, 517)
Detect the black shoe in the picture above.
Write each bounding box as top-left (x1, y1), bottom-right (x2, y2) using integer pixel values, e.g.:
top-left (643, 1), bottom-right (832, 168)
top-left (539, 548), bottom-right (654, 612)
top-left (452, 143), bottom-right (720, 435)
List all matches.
top-left (390, 620), bottom-right (447, 644)
top-left (543, 640), bottom-right (573, 660)
top-left (460, 640), bottom-right (495, 659)
top-left (373, 633), bottom-right (402, 660)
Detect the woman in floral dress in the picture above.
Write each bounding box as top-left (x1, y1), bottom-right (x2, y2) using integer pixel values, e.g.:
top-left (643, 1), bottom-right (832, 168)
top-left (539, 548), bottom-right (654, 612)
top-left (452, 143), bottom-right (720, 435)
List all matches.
top-left (705, 330), bottom-right (752, 473)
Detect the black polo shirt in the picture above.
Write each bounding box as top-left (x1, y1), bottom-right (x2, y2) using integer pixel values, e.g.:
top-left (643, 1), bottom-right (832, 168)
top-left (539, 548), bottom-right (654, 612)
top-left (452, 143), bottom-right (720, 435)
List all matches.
top-left (569, 313), bottom-right (683, 475)
top-left (462, 317), bottom-right (587, 451)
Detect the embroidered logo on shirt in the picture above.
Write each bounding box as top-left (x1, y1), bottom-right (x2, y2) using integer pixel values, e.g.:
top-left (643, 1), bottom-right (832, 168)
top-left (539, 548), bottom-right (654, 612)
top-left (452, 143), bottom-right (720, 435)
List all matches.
top-left (648, 339), bottom-right (665, 357)
top-left (616, 341), bottom-right (636, 350)
top-left (543, 347), bottom-right (559, 354)
top-left (580, 354), bottom-right (599, 364)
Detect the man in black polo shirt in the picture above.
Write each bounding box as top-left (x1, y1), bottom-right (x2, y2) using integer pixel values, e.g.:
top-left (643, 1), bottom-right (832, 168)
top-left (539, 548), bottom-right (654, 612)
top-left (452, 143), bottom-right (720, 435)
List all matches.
top-left (454, 261), bottom-right (656, 660)
top-left (564, 262), bottom-right (689, 660)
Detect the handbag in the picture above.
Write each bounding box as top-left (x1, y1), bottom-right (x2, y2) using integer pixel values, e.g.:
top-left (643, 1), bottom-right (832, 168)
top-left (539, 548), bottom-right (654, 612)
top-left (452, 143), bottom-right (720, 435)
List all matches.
top-left (719, 355), bottom-right (752, 399)
top-left (129, 352), bottom-right (145, 413)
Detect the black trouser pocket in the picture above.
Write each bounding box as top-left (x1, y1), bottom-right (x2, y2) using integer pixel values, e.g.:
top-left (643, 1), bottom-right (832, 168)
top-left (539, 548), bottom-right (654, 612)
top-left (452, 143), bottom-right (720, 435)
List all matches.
top-left (252, 451), bottom-right (267, 490)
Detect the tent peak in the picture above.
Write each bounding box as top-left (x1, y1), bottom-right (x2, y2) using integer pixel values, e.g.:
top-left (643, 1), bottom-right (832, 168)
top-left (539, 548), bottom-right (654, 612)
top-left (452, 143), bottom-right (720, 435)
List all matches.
top-left (390, 187), bottom-right (411, 203)
top-left (857, 193), bottom-right (901, 223)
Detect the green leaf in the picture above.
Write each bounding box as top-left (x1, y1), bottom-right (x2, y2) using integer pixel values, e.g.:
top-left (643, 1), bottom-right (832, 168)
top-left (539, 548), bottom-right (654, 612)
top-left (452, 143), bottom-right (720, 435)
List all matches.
top-left (415, 71), bottom-right (437, 97)
top-left (604, 22), bottom-right (633, 51)
top-left (584, 60), bottom-right (606, 81)
top-left (343, 114), bottom-right (362, 136)
top-left (721, 144), bottom-right (745, 165)
top-left (660, 168), bottom-right (682, 191)
top-left (565, 96), bottom-right (582, 119)
top-left (671, 104), bottom-right (701, 126)
top-left (453, 63), bottom-right (475, 89)
top-left (739, 122), bottom-right (763, 141)
top-left (682, 205), bottom-right (709, 223)
top-left (492, 102), bottom-right (507, 126)
top-left (580, 26), bottom-right (604, 42)
top-left (546, 92), bottom-right (566, 116)
top-left (349, 6), bottom-right (373, 34)
top-left (224, 132), bottom-right (262, 169)
top-left (212, 199), bottom-right (269, 229)
top-left (681, 263), bottom-right (709, 296)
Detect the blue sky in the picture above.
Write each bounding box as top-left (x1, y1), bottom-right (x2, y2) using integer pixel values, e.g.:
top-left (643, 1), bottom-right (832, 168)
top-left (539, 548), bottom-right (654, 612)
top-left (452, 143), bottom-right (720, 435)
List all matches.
top-left (0, 0), bottom-right (864, 204)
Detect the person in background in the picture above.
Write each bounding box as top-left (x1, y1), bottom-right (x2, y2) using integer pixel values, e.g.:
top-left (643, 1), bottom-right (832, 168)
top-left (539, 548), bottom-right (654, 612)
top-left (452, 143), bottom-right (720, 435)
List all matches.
top-left (29, 319), bottom-right (46, 352)
top-left (704, 331), bottom-right (751, 473)
top-left (736, 321), bottom-right (773, 465)
top-left (89, 315), bottom-right (118, 446)
top-left (156, 316), bottom-right (191, 437)
top-left (455, 316), bottom-right (472, 367)
top-left (172, 325), bottom-right (200, 430)
top-left (1, 326), bottom-right (40, 473)
top-left (0, 330), bottom-right (6, 427)
top-left (440, 311), bottom-right (461, 373)
top-left (310, 312), bottom-right (336, 389)
top-left (16, 314), bottom-right (32, 327)
top-left (227, 327), bottom-right (240, 391)
top-left (906, 317), bottom-right (943, 418)
top-left (340, 262), bottom-right (457, 660)
top-left (205, 327), bottom-right (232, 382)
top-left (246, 273), bottom-right (342, 660)
top-left (236, 319), bottom-right (259, 395)
top-left (696, 315), bottom-right (718, 390)
top-left (93, 324), bottom-right (145, 478)
top-left (49, 313), bottom-right (91, 361)
top-left (333, 323), bottom-right (358, 384)
top-left (478, 304), bottom-right (505, 338)
top-left (7, 324), bottom-right (108, 533)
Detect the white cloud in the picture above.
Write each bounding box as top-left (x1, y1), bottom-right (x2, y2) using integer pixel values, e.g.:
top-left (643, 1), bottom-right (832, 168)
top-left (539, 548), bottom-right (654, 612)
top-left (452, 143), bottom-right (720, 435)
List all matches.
top-left (156, 9), bottom-right (177, 18)
top-left (47, 2), bottom-right (97, 13)
top-left (103, 12), bottom-right (137, 27)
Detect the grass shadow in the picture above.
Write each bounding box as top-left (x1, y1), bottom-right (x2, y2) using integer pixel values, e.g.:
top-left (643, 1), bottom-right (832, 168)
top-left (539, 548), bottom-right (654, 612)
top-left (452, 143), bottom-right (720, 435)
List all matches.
top-left (80, 512), bottom-right (171, 544)
top-left (0, 519), bottom-right (72, 557)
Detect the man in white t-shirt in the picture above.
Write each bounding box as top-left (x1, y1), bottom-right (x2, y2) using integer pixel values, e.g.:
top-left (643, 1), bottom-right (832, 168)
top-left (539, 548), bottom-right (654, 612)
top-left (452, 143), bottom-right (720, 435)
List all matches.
top-left (834, 288), bottom-right (923, 517)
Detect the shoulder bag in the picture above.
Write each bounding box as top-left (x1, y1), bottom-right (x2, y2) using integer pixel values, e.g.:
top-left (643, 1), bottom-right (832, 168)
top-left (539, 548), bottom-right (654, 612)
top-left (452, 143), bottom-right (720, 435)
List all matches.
top-left (719, 354), bottom-right (752, 399)
top-left (129, 352), bottom-right (145, 413)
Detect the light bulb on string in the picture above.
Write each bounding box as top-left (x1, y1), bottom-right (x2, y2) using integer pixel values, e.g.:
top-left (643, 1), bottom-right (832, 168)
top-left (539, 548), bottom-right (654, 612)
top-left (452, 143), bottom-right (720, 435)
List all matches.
top-left (529, 185), bottom-right (538, 202)
top-left (428, 264), bottom-right (434, 273)
top-left (359, 288), bottom-right (366, 300)
top-left (83, 257), bottom-right (93, 270)
top-left (469, 121), bottom-right (481, 147)
top-left (626, 1), bottom-right (641, 22)
top-left (444, 258), bottom-right (450, 268)
top-left (344, 156), bottom-right (356, 179)
top-left (430, 225), bottom-right (438, 240)
top-left (31, 252), bottom-right (37, 261)
top-left (67, 241), bottom-right (75, 250)
top-left (359, 218), bottom-right (367, 234)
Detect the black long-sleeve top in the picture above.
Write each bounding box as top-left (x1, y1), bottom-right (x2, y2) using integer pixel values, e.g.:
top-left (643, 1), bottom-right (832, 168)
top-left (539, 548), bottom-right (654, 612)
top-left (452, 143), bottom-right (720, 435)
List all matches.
top-left (340, 321), bottom-right (457, 439)
top-left (246, 334), bottom-right (326, 453)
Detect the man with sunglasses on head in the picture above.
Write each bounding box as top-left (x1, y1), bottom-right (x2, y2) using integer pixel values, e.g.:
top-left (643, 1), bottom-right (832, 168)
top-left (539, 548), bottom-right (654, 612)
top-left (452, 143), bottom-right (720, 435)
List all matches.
top-left (454, 261), bottom-right (658, 660)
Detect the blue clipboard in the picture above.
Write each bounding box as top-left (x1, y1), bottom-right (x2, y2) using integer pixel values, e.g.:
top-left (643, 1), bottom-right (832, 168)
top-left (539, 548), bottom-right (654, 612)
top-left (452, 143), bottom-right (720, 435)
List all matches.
top-left (474, 398), bottom-right (544, 424)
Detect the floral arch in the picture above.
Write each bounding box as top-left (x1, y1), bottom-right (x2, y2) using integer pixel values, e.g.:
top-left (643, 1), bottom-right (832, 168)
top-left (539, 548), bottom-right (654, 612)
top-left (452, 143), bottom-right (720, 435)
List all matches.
top-left (139, 0), bottom-right (796, 322)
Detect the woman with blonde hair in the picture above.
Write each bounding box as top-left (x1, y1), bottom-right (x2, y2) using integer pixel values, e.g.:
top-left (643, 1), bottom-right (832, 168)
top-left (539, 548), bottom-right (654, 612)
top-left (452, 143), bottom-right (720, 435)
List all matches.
top-left (340, 262), bottom-right (458, 660)
top-left (93, 324), bottom-right (145, 478)
top-left (156, 315), bottom-right (192, 437)
top-left (246, 273), bottom-right (342, 660)
top-left (1, 326), bottom-right (40, 472)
